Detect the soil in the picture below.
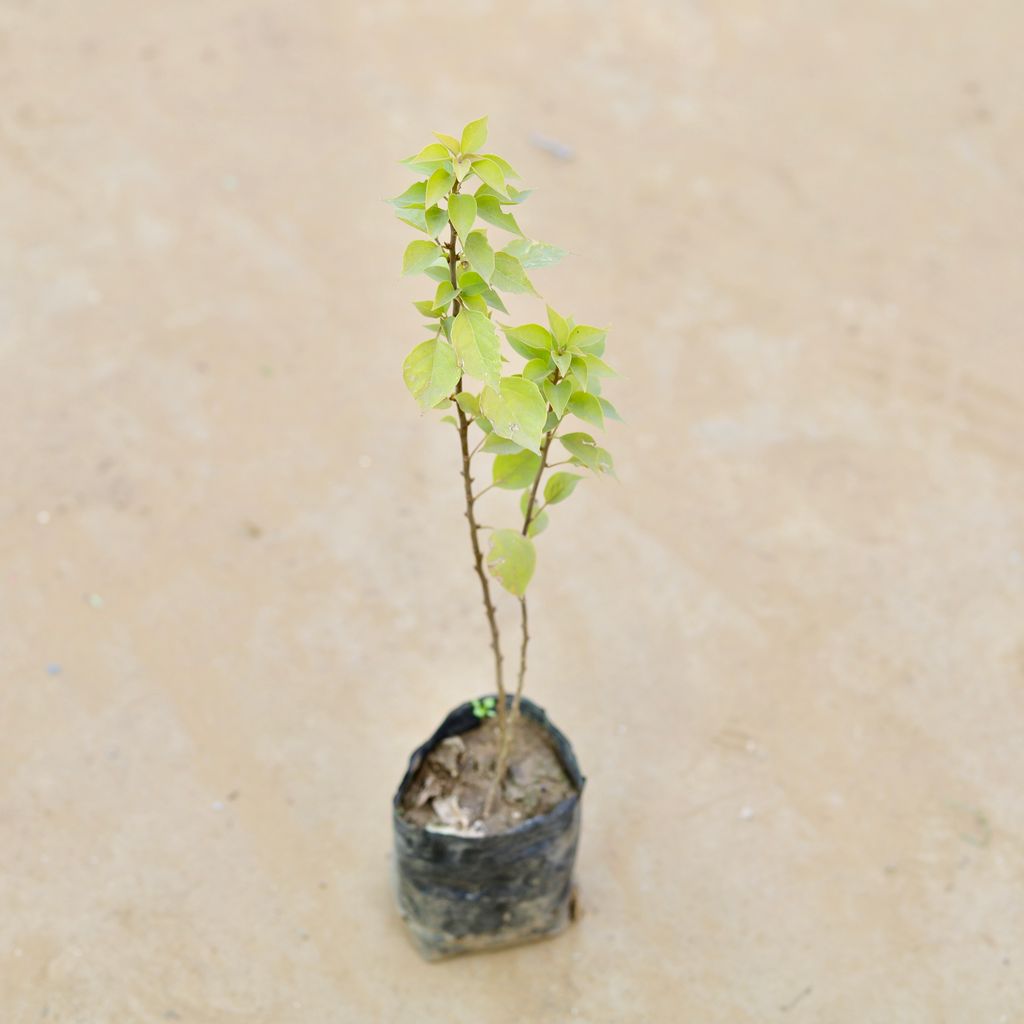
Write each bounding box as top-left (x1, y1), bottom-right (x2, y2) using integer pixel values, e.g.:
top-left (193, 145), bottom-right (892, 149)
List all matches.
top-left (401, 715), bottom-right (576, 837)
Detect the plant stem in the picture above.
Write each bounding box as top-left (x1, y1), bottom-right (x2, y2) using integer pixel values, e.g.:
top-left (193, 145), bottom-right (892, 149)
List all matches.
top-left (447, 199), bottom-right (509, 769)
top-left (487, 426), bottom-right (558, 811)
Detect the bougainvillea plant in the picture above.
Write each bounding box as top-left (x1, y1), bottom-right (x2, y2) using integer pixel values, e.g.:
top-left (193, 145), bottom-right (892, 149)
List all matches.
top-left (391, 116), bottom-right (618, 811)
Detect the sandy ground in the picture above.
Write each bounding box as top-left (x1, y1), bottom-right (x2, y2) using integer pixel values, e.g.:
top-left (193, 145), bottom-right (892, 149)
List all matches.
top-left (2, 1), bottom-right (1023, 1020)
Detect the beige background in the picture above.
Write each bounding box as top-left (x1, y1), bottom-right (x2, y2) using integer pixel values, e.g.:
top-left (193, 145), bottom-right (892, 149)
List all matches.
top-left (2, 1), bottom-right (1023, 1021)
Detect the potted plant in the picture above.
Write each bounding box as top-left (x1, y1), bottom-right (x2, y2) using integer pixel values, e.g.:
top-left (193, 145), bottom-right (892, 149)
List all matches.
top-left (389, 117), bottom-right (619, 960)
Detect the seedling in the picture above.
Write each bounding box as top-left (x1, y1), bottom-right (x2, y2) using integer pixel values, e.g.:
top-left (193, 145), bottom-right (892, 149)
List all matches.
top-left (391, 117), bottom-right (618, 812)
top-left (471, 697), bottom-right (498, 720)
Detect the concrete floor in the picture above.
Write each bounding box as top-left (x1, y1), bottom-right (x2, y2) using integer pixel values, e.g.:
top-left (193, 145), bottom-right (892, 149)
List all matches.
top-left (2, 1), bottom-right (1023, 1021)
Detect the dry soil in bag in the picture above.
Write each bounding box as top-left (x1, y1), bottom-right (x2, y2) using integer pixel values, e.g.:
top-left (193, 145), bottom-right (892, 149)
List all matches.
top-left (392, 697), bottom-right (585, 960)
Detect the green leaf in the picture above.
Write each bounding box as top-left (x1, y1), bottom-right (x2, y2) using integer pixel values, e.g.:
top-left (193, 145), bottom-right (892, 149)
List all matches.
top-left (568, 391), bottom-right (604, 429)
top-left (482, 433), bottom-right (525, 454)
top-left (403, 337), bottom-right (461, 409)
top-left (553, 351), bottom-right (571, 375)
top-left (453, 155), bottom-right (473, 181)
top-left (456, 269), bottom-right (488, 296)
top-left (448, 194), bottom-right (477, 239)
top-left (479, 153), bottom-right (519, 179)
top-left (560, 432), bottom-right (614, 474)
top-left (426, 167), bottom-right (455, 208)
top-left (543, 378), bottom-right (573, 417)
top-left (460, 116), bottom-right (488, 155)
top-left (569, 325), bottom-right (607, 353)
top-left (396, 207), bottom-right (428, 233)
top-left (544, 472), bottom-right (583, 505)
top-left (424, 264), bottom-right (452, 283)
top-left (451, 309), bottom-right (501, 388)
top-left (425, 205), bottom-right (448, 238)
top-left (471, 158), bottom-right (508, 197)
top-left (404, 143), bottom-right (449, 164)
top-left (522, 357), bottom-right (552, 382)
top-left (402, 240), bottom-right (442, 275)
top-left (454, 392), bottom-right (479, 418)
top-left (599, 397), bottom-right (623, 422)
top-left (464, 231), bottom-right (495, 281)
top-left (434, 131), bottom-right (460, 153)
top-left (433, 280), bottom-right (457, 311)
top-left (480, 376), bottom-right (548, 453)
top-left (475, 195), bottom-right (523, 234)
top-left (503, 323), bottom-right (553, 359)
top-left (547, 306), bottom-right (570, 347)
top-left (481, 288), bottom-right (508, 314)
top-left (461, 293), bottom-right (488, 313)
top-left (412, 299), bottom-right (439, 317)
top-left (493, 450), bottom-right (542, 489)
top-left (388, 181), bottom-right (427, 208)
top-left (570, 355), bottom-right (589, 391)
top-left (439, 415), bottom-right (457, 426)
top-left (402, 144), bottom-right (451, 173)
top-left (520, 491), bottom-right (549, 537)
top-left (583, 353), bottom-right (616, 378)
top-left (503, 239), bottom-right (566, 268)
top-left (486, 529), bottom-right (536, 597)
top-left (491, 252), bottom-right (536, 295)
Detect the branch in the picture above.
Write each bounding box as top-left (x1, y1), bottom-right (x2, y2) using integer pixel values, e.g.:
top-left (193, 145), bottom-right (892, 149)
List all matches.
top-left (448, 192), bottom-right (507, 749)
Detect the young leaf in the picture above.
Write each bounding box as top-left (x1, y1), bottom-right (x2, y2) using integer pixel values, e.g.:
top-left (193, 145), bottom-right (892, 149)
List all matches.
top-left (479, 153), bottom-right (519, 179)
top-left (569, 325), bottom-right (607, 352)
top-left (480, 376), bottom-right (548, 453)
top-left (491, 252), bottom-right (536, 295)
top-left (543, 378), bottom-right (573, 417)
top-left (453, 155), bottom-right (473, 181)
top-left (481, 288), bottom-right (508, 314)
top-left (433, 280), bottom-right (457, 311)
top-left (389, 181), bottom-right (427, 208)
top-left (482, 433), bottom-right (525, 454)
top-left (522, 357), bottom-right (552, 382)
top-left (425, 205), bottom-right (448, 238)
top-left (568, 391), bottom-right (604, 429)
top-left (448, 194), bottom-right (477, 239)
top-left (456, 269), bottom-right (489, 296)
top-left (403, 143), bottom-right (449, 165)
top-left (471, 158), bottom-right (508, 197)
top-left (460, 116), bottom-right (489, 155)
top-left (426, 167), bottom-right (455, 208)
top-left (503, 239), bottom-right (566, 269)
top-left (599, 397), bottom-right (623, 422)
top-left (583, 353), bottom-right (616, 378)
top-left (544, 472), bottom-right (583, 505)
top-left (402, 240), bottom-right (442, 275)
top-left (476, 195), bottom-right (523, 235)
top-left (486, 529), bottom-right (536, 597)
top-left (553, 351), bottom-right (571, 375)
top-left (503, 323), bottom-right (553, 358)
top-left (461, 293), bottom-right (489, 313)
top-left (547, 305), bottom-right (570, 347)
top-left (403, 337), bottom-right (461, 409)
top-left (451, 309), bottom-right (501, 388)
top-left (454, 391), bottom-right (479, 418)
top-left (424, 264), bottom-right (452, 283)
top-left (464, 230), bottom-right (495, 281)
top-left (569, 355), bottom-right (589, 391)
top-left (560, 432), bottom-right (614, 474)
top-left (433, 131), bottom-right (461, 153)
top-left (396, 207), bottom-right (429, 233)
top-left (493, 450), bottom-right (542, 489)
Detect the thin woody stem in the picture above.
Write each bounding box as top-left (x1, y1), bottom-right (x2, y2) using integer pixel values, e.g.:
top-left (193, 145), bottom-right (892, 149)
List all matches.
top-left (488, 424), bottom-right (558, 809)
top-left (448, 193), bottom-right (508, 754)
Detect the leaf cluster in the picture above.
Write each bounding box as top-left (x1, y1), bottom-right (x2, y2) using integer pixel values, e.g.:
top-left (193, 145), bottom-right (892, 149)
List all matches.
top-left (392, 117), bottom-right (619, 598)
